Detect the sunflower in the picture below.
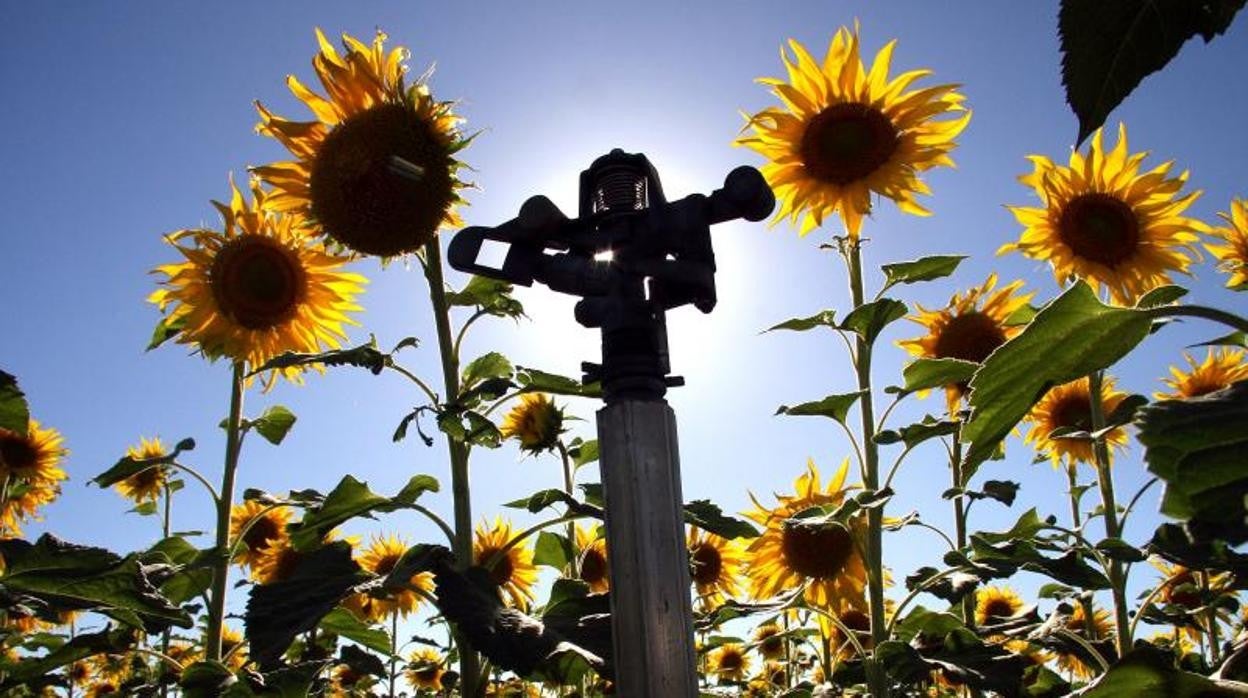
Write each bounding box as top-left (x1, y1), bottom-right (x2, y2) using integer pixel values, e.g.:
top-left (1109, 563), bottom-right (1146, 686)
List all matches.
top-left (67, 660), bottom-right (92, 686)
top-left (0, 419), bottom-right (68, 535)
top-left (975, 585), bottom-right (1025, 626)
top-left (229, 499), bottom-right (292, 570)
top-left (574, 524), bottom-right (610, 593)
top-left (744, 458), bottom-right (868, 611)
top-left (499, 393), bottom-right (564, 454)
top-left (735, 26), bottom-right (969, 238)
top-left (829, 606), bottom-right (874, 658)
top-left (687, 526), bottom-right (745, 609)
top-left (253, 29), bottom-right (471, 258)
top-left (1155, 348), bottom-right (1247, 400)
top-left (1150, 558), bottom-right (1232, 644)
top-left (709, 643), bottom-right (752, 683)
top-left (329, 664), bottom-right (375, 696)
top-left (1002, 124), bottom-right (1208, 305)
top-left (899, 274), bottom-right (1033, 413)
top-left (111, 436), bottom-right (169, 504)
top-left (149, 177), bottom-right (366, 390)
top-left (163, 640), bottom-right (199, 681)
top-left (752, 623), bottom-right (786, 660)
top-left (346, 534), bottom-right (435, 621)
top-left (472, 517), bottom-right (538, 609)
top-left (483, 679), bottom-right (541, 697)
top-left (1021, 376), bottom-right (1128, 467)
top-left (1208, 197), bottom-right (1248, 289)
top-left (85, 682), bottom-right (120, 698)
top-left (1055, 603), bottom-right (1112, 679)
top-left (404, 647), bottom-right (445, 691)
top-left (221, 626), bottom-right (248, 670)
top-left (250, 538), bottom-right (308, 585)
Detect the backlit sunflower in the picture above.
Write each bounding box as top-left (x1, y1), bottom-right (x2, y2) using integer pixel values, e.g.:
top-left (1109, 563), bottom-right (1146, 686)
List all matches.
top-left (830, 606), bottom-right (874, 659)
top-left (250, 538), bottom-right (307, 585)
top-left (1150, 558), bottom-right (1233, 644)
top-left (473, 517), bottom-right (538, 609)
top-left (899, 274), bottom-right (1033, 413)
top-left (735, 25), bottom-right (969, 238)
top-left (574, 524), bottom-right (609, 592)
top-left (500, 393), bottom-right (564, 454)
top-left (221, 626), bottom-right (248, 670)
top-left (404, 647), bottom-right (445, 691)
top-left (254, 29), bottom-right (471, 258)
top-left (1208, 197), bottom-right (1248, 290)
top-left (1022, 376), bottom-right (1128, 467)
top-left (113, 436), bottom-right (168, 504)
top-left (744, 458), bottom-right (868, 611)
top-left (329, 664), bottom-right (373, 696)
top-left (0, 419), bottom-right (68, 535)
top-left (346, 534), bottom-right (434, 621)
top-left (229, 499), bottom-right (292, 570)
top-left (975, 585), bottom-right (1025, 626)
top-left (1155, 348), bottom-right (1247, 400)
top-left (751, 623), bottom-right (786, 660)
top-left (149, 177), bottom-right (366, 390)
top-left (1002, 124), bottom-right (1208, 305)
top-left (710, 643), bottom-right (752, 683)
top-left (687, 526), bottom-right (745, 609)
top-left (1055, 603), bottom-right (1112, 679)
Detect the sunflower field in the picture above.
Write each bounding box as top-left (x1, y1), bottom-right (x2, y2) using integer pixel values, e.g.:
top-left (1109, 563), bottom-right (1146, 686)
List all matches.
top-left (3, 2), bottom-right (1248, 697)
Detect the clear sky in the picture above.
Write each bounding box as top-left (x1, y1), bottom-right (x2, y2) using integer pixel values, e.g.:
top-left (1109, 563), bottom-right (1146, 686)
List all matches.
top-left (2, 0), bottom-right (1246, 641)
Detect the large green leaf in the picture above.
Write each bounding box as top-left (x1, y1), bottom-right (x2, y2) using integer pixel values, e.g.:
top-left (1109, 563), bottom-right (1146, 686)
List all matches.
top-left (684, 500), bottom-right (760, 540)
top-left (764, 310), bottom-right (837, 333)
top-left (446, 275), bottom-right (525, 318)
top-left (963, 282), bottom-right (1152, 466)
top-left (461, 352), bottom-right (514, 391)
top-left (0, 627), bottom-right (135, 688)
top-left (145, 536), bottom-right (214, 605)
top-left (0, 534), bottom-right (191, 631)
top-left (1079, 643), bottom-right (1248, 697)
top-left (318, 607), bottom-right (392, 656)
top-left (900, 358), bottom-right (979, 395)
top-left (251, 405), bottom-right (297, 446)
top-left (251, 337), bottom-right (390, 376)
top-left (532, 531), bottom-right (573, 570)
top-left (514, 366), bottom-right (601, 398)
top-left (880, 255), bottom-right (967, 293)
top-left (775, 391), bottom-right (865, 424)
top-left (288, 475), bottom-right (440, 551)
top-left (1060, 0), bottom-right (1246, 145)
top-left (840, 298), bottom-right (908, 345)
top-left (0, 369), bottom-right (29, 435)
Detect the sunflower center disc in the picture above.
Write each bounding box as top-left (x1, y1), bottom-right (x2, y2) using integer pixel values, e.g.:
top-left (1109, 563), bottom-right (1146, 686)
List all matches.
top-left (490, 553), bottom-right (515, 587)
top-left (210, 236), bottom-right (307, 330)
top-left (690, 543), bottom-right (724, 585)
top-left (243, 516), bottom-right (281, 550)
top-left (1058, 193), bottom-right (1140, 267)
top-left (1050, 394), bottom-right (1094, 434)
top-left (580, 548), bottom-right (608, 585)
top-left (0, 431), bottom-right (37, 473)
top-left (841, 609), bottom-right (871, 634)
top-left (1167, 572), bottom-right (1201, 608)
top-left (934, 311), bottom-right (1007, 364)
top-left (373, 553), bottom-right (400, 576)
top-left (781, 519), bottom-right (854, 579)
top-left (310, 102), bottom-right (454, 257)
top-left (983, 598), bottom-right (1015, 620)
top-left (800, 103), bottom-right (899, 185)
top-left (759, 632), bottom-right (783, 657)
top-left (718, 650), bottom-right (744, 671)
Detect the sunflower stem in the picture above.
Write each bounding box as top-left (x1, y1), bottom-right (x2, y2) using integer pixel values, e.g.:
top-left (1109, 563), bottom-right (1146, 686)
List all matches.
top-left (949, 425), bottom-right (975, 630)
top-left (557, 440), bottom-right (578, 575)
top-left (206, 361), bottom-right (245, 663)
top-left (388, 610), bottom-right (399, 698)
top-left (160, 483), bottom-right (173, 698)
top-left (1148, 304), bottom-right (1248, 334)
top-left (1087, 370), bottom-right (1131, 658)
top-left (844, 240), bottom-right (889, 698)
top-left (1064, 463), bottom-right (1100, 643)
top-left (1204, 572), bottom-right (1222, 666)
top-left (422, 238), bottom-right (481, 697)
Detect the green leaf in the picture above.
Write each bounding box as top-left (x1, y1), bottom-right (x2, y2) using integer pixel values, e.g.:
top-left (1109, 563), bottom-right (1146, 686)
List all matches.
top-left (840, 298), bottom-right (908, 345)
top-left (1060, 0), bottom-right (1246, 145)
top-left (964, 281), bottom-right (1152, 466)
top-left (0, 369), bottom-right (30, 435)
top-left (764, 310), bottom-right (837, 333)
top-left (252, 337), bottom-right (389, 376)
top-left (775, 391), bottom-right (865, 424)
top-left (1005, 303), bottom-right (1039, 327)
top-left (446, 275), bottom-right (525, 318)
top-left (1096, 537), bottom-right (1147, 563)
top-left (318, 607), bottom-right (392, 656)
top-left (461, 352), bottom-right (514, 391)
top-left (1190, 330), bottom-right (1248, 349)
top-left (975, 509), bottom-right (1054, 545)
top-left (579, 482), bottom-right (604, 508)
top-left (91, 437), bottom-right (195, 489)
top-left (684, 500), bottom-right (760, 540)
top-left (287, 475), bottom-right (438, 551)
top-left (880, 255), bottom-right (967, 292)
top-left (146, 314), bottom-right (187, 352)
top-left (146, 537), bottom-right (214, 605)
top-left (437, 409), bottom-right (503, 448)
top-left (532, 531), bottom-right (573, 570)
top-left (0, 628), bottom-right (135, 686)
top-left (251, 405), bottom-right (297, 446)
top-left (0, 534), bottom-right (192, 632)
top-left (568, 438), bottom-right (599, 468)
top-left (1078, 642), bottom-right (1245, 697)
top-left (1136, 285), bottom-right (1189, 308)
top-left (901, 358), bottom-right (979, 394)
top-left (875, 416), bottom-right (958, 449)
top-left (514, 366), bottom-right (601, 398)
top-left (392, 474), bottom-right (440, 506)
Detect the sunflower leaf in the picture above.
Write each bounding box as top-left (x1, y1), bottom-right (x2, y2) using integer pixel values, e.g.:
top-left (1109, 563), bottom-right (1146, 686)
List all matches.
top-left (146, 314), bottom-right (187, 352)
top-left (963, 281), bottom-right (1152, 468)
top-left (447, 275), bottom-right (525, 318)
top-left (839, 298), bottom-right (908, 345)
top-left (876, 416), bottom-right (959, 449)
top-left (461, 352), bottom-right (514, 391)
top-left (1189, 330), bottom-right (1248, 348)
top-left (764, 310), bottom-right (837, 333)
top-left (1078, 642), bottom-right (1245, 697)
top-left (880, 255), bottom-right (967, 293)
top-left (318, 607), bottom-right (392, 656)
top-left (684, 500), bottom-right (759, 540)
top-left (515, 366), bottom-right (602, 398)
top-left (253, 337), bottom-right (389, 376)
top-left (90, 438), bottom-right (195, 489)
top-left (533, 531), bottom-right (573, 570)
top-left (775, 391), bottom-right (865, 424)
top-left (287, 475), bottom-right (439, 551)
top-left (251, 405), bottom-right (297, 445)
top-left (0, 627), bottom-right (136, 687)
top-left (504, 489), bottom-right (600, 517)
top-left (568, 438), bottom-right (599, 468)
top-left (1136, 285), bottom-right (1189, 308)
top-left (1060, 0), bottom-right (1245, 145)
top-left (901, 358), bottom-right (979, 394)
top-left (0, 369), bottom-right (30, 435)
top-left (1095, 537), bottom-right (1147, 563)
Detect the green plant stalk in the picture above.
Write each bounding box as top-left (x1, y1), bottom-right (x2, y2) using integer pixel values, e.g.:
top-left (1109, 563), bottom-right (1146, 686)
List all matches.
top-left (1203, 572), bottom-right (1222, 666)
top-left (388, 610), bottom-right (399, 698)
top-left (846, 241), bottom-right (889, 698)
top-left (160, 482), bottom-right (173, 698)
top-left (558, 441), bottom-right (578, 575)
top-left (423, 238), bottom-right (481, 697)
top-left (1087, 370), bottom-right (1130, 658)
top-left (206, 361), bottom-right (245, 663)
top-left (1065, 463), bottom-right (1100, 642)
top-left (949, 428), bottom-right (975, 630)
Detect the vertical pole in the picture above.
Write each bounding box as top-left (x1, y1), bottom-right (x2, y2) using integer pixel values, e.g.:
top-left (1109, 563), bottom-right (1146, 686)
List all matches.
top-left (597, 400), bottom-right (698, 697)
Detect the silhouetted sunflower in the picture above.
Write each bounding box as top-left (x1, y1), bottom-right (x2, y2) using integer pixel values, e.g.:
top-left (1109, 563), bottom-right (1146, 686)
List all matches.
top-left (113, 436), bottom-right (168, 504)
top-left (1022, 376), bottom-right (1128, 467)
top-left (254, 29), bottom-right (471, 257)
top-left (499, 393), bottom-right (564, 454)
top-left (229, 499), bottom-right (292, 570)
top-left (574, 524), bottom-right (610, 592)
top-left (149, 178), bottom-right (366, 389)
top-left (736, 25), bottom-right (969, 238)
top-left (472, 517), bottom-right (538, 609)
top-left (1208, 197), bottom-right (1248, 289)
top-left (404, 647), bottom-right (445, 691)
top-left (1055, 604), bottom-right (1112, 679)
top-left (687, 525), bottom-right (745, 608)
top-left (1155, 348), bottom-right (1247, 400)
top-left (1003, 124), bottom-right (1207, 304)
top-left (1150, 558), bottom-right (1232, 644)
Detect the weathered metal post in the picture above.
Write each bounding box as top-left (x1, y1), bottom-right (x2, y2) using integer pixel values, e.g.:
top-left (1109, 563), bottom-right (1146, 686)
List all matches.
top-left (448, 149), bottom-right (773, 695)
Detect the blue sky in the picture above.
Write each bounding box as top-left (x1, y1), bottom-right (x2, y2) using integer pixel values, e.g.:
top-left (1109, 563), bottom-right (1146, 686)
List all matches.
top-left (2, 1), bottom-right (1246, 642)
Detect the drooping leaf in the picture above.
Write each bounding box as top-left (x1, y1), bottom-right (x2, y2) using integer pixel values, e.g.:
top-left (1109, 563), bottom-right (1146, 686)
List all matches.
top-left (684, 500), bottom-right (760, 540)
top-left (287, 475), bottom-right (439, 551)
top-left (91, 437), bottom-right (195, 489)
top-left (880, 255), bottom-right (967, 293)
top-left (964, 282), bottom-right (1152, 466)
top-left (251, 337), bottom-right (389, 376)
top-left (437, 408), bottom-right (503, 448)
top-left (503, 488), bottom-right (601, 518)
top-left (145, 536), bottom-right (214, 605)
top-left (514, 366), bottom-right (601, 398)
top-left (317, 607), bottom-right (392, 656)
top-left (446, 275), bottom-right (525, 318)
top-left (461, 352), bottom-right (514, 391)
top-left (875, 416), bottom-right (959, 449)
top-left (903, 567), bottom-right (981, 603)
top-left (251, 405), bottom-right (297, 445)
top-left (1190, 331), bottom-right (1248, 349)
top-left (1060, 0), bottom-right (1246, 144)
top-left (0, 369), bottom-right (30, 435)
top-left (764, 310), bottom-right (837, 333)
top-left (568, 438), bottom-right (599, 468)
top-left (146, 314), bottom-right (187, 352)
top-left (0, 627), bottom-right (136, 687)
top-left (1136, 285), bottom-right (1190, 308)
top-left (901, 358), bottom-right (979, 395)
top-left (1096, 537), bottom-right (1148, 563)
top-left (840, 298), bottom-right (908, 345)
top-left (775, 391), bottom-right (865, 424)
